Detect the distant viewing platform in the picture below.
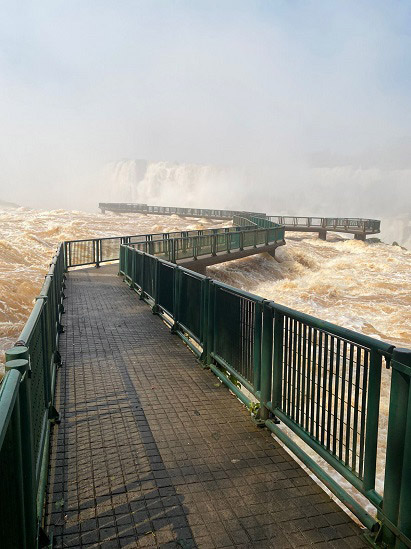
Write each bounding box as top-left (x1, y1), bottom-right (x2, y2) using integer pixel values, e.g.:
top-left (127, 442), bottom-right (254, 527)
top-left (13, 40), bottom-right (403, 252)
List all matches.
top-left (99, 202), bottom-right (381, 241)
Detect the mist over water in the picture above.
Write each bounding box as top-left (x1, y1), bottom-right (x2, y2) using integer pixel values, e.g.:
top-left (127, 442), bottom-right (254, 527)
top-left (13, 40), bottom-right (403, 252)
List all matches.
top-left (99, 159), bottom-right (411, 248)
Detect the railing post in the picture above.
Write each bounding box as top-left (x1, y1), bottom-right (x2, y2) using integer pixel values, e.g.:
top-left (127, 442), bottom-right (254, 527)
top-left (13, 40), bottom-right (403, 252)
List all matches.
top-left (259, 302), bottom-right (273, 421)
top-left (206, 282), bottom-right (215, 365)
top-left (193, 237), bottom-right (198, 259)
top-left (171, 267), bottom-right (181, 334)
top-left (172, 239), bottom-right (176, 263)
top-left (381, 348), bottom-right (411, 548)
top-left (63, 241), bottom-right (68, 271)
top-left (118, 245), bottom-right (123, 275)
top-left (362, 350), bottom-right (382, 492)
top-left (272, 308), bottom-right (284, 410)
top-left (95, 239), bottom-right (100, 268)
top-left (140, 253), bottom-right (145, 299)
top-left (212, 234), bottom-right (216, 256)
top-left (5, 350), bottom-right (37, 549)
top-left (200, 278), bottom-right (211, 363)
top-left (152, 258), bottom-right (160, 314)
top-left (253, 301), bottom-right (263, 392)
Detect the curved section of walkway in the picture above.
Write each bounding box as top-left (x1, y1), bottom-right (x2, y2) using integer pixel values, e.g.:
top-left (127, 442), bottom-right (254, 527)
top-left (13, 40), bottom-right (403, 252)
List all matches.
top-left (46, 265), bottom-right (368, 548)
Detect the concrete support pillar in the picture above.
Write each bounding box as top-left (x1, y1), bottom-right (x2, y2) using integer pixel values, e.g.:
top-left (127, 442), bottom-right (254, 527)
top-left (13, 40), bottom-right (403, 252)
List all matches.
top-left (318, 230), bottom-right (327, 241)
top-left (354, 233), bottom-right (366, 241)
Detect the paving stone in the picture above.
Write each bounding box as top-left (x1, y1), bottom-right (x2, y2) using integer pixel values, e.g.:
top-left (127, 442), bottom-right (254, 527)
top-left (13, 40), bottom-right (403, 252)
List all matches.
top-left (45, 265), bottom-right (370, 547)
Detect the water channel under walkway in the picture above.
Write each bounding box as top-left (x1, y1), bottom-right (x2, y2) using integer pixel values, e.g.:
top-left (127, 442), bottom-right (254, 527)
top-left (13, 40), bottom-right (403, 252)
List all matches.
top-left (45, 264), bottom-right (370, 548)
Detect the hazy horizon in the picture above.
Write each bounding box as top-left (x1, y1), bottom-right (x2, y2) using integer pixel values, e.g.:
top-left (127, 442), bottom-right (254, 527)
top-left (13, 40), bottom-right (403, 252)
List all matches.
top-left (1, 1), bottom-right (411, 214)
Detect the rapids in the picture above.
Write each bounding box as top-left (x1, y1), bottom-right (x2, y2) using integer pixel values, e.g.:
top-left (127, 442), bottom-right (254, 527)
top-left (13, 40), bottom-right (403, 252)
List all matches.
top-left (0, 207), bottom-right (229, 364)
top-left (209, 232), bottom-right (410, 514)
top-left (0, 206), bottom-right (410, 516)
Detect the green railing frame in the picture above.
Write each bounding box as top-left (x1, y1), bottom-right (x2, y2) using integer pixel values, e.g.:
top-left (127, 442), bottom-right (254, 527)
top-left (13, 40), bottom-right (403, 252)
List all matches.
top-left (131, 226), bottom-right (285, 262)
top-left (64, 222), bottom-right (284, 268)
top-left (0, 245), bottom-right (65, 548)
top-left (265, 216), bottom-right (381, 234)
top-left (0, 209), bottom-right (397, 547)
top-left (98, 202), bottom-right (267, 219)
top-left (120, 244), bottom-right (411, 548)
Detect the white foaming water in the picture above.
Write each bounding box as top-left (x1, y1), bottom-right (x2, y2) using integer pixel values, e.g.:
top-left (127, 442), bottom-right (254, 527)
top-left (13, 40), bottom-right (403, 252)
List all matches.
top-left (209, 232), bottom-right (411, 347)
top-left (0, 207), bottom-right (229, 363)
top-left (208, 232), bottom-right (411, 515)
top-left (101, 159), bottom-right (243, 211)
top-left (1, 205), bottom-right (410, 518)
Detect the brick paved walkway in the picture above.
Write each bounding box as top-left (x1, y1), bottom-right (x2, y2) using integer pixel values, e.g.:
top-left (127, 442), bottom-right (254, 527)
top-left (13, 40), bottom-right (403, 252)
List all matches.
top-left (46, 265), bottom-right (369, 548)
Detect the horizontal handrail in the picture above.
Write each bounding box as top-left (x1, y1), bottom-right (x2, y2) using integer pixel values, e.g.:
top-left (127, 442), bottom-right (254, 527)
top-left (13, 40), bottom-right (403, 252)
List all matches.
top-left (119, 244), bottom-right (410, 547)
top-left (266, 216), bottom-right (380, 233)
top-left (99, 202), bottom-right (267, 219)
top-left (130, 226), bottom-right (285, 263)
top-left (1, 244), bottom-right (65, 547)
top-left (97, 203), bottom-right (380, 234)
top-left (64, 223), bottom-right (284, 268)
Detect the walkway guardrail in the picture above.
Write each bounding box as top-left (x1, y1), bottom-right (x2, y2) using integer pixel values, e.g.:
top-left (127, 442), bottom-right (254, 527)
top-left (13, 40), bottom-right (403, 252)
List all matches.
top-left (131, 225), bottom-right (285, 263)
top-left (99, 202), bottom-right (266, 219)
top-left (1, 245), bottom-right (65, 548)
top-left (120, 244), bottom-right (411, 548)
top-left (266, 216), bottom-right (381, 234)
top-left (63, 224), bottom-right (280, 268)
top-left (97, 203), bottom-right (380, 236)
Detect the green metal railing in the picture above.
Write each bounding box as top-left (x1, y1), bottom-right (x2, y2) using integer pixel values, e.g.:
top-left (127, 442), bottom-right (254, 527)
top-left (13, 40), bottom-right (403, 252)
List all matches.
top-left (265, 216), bottom-right (381, 234)
top-left (98, 202), bottom-right (266, 219)
top-left (120, 244), bottom-right (411, 548)
top-left (64, 223), bottom-right (284, 268)
top-left (0, 245), bottom-right (65, 547)
top-left (131, 225), bottom-right (285, 262)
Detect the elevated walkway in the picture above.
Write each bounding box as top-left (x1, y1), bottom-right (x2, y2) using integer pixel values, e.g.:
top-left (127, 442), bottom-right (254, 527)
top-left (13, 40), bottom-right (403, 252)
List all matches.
top-left (65, 223), bottom-right (285, 271)
top-left (98, 203), bottom-right (381, 240)
top-left (2, 214), bottom-right (409, 548)
top-left (46, 264), bottom-right (368, 548)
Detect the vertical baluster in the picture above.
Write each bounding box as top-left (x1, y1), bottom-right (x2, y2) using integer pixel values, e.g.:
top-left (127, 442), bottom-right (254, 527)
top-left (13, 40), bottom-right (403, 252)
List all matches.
top-left (321, 333), bottom-right (329, 446)
top-left (305, 326), bottom-right (312, 431)
top-left (333, 339), bottom-right (341, 456)
top-left (287, 317), bottom-right (293, 416)
top-left (292, 318), bottom-right (299, 420)
top-left (351, 346), bottom-right (362, 473)
top-left (358, 350), bottom-right (369, 479)
top-left (326, 336), bottom-right (335, 451)
top-left (283, 316), bottom-right (289, 413)
top-left (310, 328), bottom-right (317, 435)
top-left (296, 321), bottom-right (302, 424)
top-left (290, 318), bottom-right (296, 418)
top-left (345, 344), bottom-right (355, 465)
top-left (316, 331), bottom-right (323, 441)
top-left (301, 324), bottom-right (307, 429)
top-left (339, 341), bottom-right (348, 461)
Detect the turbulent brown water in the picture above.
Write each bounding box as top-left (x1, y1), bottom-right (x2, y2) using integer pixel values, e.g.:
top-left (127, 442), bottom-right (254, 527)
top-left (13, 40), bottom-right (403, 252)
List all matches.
top-left (1, 206), bottom-right (410, 513)
top-left (209, 232), bottom-right (411, 348)
top-left (0, 207), bottom-right (229, 364)
top-left (209, 232), bottom-right (410, 512)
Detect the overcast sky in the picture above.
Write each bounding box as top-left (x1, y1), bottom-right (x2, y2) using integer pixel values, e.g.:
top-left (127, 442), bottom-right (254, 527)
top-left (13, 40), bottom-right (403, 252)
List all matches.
top-left (0, 1), bottom-right (410, 209)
